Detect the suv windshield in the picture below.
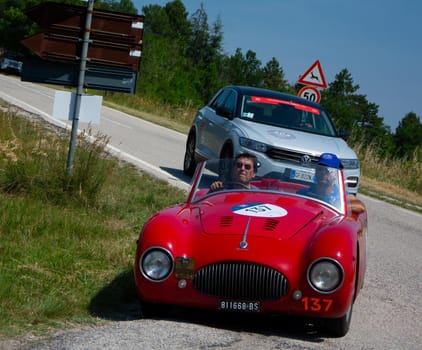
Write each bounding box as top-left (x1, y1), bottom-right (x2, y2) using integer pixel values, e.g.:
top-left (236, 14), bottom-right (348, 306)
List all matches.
top-left (240, 95), bottom-right (336, 136)
top-left (4, 52), bottom-right (23, 60)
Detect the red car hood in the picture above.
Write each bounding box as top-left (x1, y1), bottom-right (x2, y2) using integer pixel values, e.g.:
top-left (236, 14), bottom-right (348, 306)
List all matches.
top-left (199, 192), bottom-right (330, 240)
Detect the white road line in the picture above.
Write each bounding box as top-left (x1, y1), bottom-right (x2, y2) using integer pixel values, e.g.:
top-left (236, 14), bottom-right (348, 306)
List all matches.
top-left (0, 90), bottom-right (189, 192)
top-left (106, 143), bottom-right (189, 192)
top-left (102, 116), bottom-right (132, 129)
top-left (0, 91), bottom-right (68, 129)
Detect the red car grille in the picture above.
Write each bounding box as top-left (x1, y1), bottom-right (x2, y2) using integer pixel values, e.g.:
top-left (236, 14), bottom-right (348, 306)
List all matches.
top-left (194, 262), bottom-right (288, 300)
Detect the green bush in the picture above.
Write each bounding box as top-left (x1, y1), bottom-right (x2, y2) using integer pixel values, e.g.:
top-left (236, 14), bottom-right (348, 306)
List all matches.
top-left (0, 110), bottom-right (111, 207)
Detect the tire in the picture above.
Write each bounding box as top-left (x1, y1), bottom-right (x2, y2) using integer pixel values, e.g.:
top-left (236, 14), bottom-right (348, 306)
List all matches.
top-left (325, 248), bottom-right (359, 337)
top-left (183, 132), bottom-right (197, 176)
top-left (220, 145), bottom-right (233, 159)
top-left (324, 302), bottom-right (353, 337)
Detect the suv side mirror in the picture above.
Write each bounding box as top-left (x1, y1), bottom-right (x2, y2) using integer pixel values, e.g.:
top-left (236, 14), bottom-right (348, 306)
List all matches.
top-left (338, 129), bottom-right (350, 141)
top-left (215, 106), bottom-right (233, 119)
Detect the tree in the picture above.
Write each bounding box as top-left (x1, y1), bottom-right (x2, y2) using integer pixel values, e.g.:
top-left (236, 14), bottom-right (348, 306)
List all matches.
top-left (221, 48), bottom-right (263, 87)
top-left (95, 0), bottom-right (137, 14)
top-left (394, 112), bottom-right (422, 159)
top-left (321, 69), bottom-right (361, 131)
top-left (186, 4), bottom-right (222, 65)
top-left (0, 0), bottom-right (40, 52)
top-left (142, 1), bottom-right (190, 42)
top-left (185, 4), bottom-right (224, 101)
top-left (243, 50), bottom-right (263, 87)
top-left (262, 57), bottom-right (290, 93)
top-left (321, 68), bottom-right (395, 155)
top-left (165, 0), bottom-right (191, 42)
top-left (139, 1), bottom-right (202, 104)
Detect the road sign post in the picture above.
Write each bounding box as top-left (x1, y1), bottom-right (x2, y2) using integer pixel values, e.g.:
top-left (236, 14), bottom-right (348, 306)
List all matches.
top-left (21, 1), bottom-right (145, 178)
top-left (66, 0), bottom-right (94, 179)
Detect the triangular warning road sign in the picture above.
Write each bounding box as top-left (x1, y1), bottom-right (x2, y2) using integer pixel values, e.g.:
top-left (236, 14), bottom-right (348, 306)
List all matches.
top-left (297, 60), bottom-right (327, 88)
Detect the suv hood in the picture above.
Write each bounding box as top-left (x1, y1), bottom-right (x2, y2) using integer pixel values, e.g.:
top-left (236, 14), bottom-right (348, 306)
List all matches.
top-left (236, 119), bottom-right (357, 159)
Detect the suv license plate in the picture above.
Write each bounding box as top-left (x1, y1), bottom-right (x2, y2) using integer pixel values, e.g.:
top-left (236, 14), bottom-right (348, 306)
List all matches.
top-left (219, 300), bottom-right (260, 312)
top-left (290, 169), bottom-right (314, 182)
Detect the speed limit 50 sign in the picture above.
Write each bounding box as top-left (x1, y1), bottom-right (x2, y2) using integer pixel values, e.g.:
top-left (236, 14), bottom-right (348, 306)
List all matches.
top-left (298, 86), bottom-right (321, 103)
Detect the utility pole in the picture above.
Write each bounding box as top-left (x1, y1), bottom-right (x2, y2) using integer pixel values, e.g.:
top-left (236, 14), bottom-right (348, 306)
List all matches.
top-left (66, 0), bottom-right (95, 177)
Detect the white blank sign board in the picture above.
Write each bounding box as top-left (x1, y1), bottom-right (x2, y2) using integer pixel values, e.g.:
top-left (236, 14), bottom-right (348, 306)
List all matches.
top-left (53, 91), bottom-right (102, 124)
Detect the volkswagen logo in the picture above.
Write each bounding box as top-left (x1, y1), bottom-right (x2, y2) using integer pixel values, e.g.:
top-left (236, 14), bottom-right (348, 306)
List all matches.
top-left (300, 155), bottom-right (312, 166)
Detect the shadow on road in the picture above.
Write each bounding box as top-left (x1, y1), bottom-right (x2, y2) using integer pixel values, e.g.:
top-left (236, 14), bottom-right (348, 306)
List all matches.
top-left (160, 166), bottom-right (192, 185)
top-left (89, 269), bottom-right (141, 321)
top-left (89, 269), bottom-right (328, 343)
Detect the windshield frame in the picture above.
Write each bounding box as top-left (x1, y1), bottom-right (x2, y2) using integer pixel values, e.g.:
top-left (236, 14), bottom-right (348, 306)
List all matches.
top-left (188, 158), bottom-right (348, 214)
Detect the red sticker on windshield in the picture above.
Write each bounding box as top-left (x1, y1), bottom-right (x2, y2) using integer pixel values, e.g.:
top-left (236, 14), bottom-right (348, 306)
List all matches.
top-left (251, 96), bottom-right (320, 115)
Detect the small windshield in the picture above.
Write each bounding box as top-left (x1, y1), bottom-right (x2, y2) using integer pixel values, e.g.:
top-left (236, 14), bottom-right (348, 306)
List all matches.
top-left (240, 95), bottom-right (336, 136)
top-left (190, 158), bottom-right (347, 213)
top-left (1, 51), bottom-right (23, 60)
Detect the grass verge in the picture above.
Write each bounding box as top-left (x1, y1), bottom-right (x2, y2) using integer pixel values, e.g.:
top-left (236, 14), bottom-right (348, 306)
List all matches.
top-left (0, 107), bottom-right (186, 339)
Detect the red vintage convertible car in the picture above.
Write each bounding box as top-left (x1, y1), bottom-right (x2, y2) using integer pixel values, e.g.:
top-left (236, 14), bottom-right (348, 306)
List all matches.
top-left (134, 157), bottom-right (367, 337)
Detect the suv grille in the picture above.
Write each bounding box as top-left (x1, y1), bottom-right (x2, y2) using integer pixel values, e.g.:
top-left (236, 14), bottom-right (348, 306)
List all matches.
top-left (266, 147), bottom-right (319, 164)
top-left (194, 262), bottom-right (288, 300)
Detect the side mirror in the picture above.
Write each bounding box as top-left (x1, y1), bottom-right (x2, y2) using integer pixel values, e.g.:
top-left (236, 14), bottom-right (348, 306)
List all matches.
top-left (338, 129), bottom-right (350, 141)
top-left (215, 106), bottom-right (233, 119)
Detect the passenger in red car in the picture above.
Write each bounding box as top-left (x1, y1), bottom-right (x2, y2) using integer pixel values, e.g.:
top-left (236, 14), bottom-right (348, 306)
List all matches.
top-left (209, 153), bottom-right (258, 191)
top-left (298, 153), bottom-right (365, 213)
top-left (297, 164), bottom-right (340, 206)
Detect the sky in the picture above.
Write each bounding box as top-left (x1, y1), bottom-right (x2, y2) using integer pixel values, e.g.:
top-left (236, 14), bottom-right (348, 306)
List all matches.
top-left (133, 0), bottom-right (421, 131)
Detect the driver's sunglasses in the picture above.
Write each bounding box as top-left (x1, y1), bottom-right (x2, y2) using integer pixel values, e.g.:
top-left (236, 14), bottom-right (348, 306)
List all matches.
top-left (236, 162), bottom-right (252, 170)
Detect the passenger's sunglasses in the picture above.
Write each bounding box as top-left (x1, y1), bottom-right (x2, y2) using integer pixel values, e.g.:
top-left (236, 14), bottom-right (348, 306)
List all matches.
top-left (235, 162), bottom-right (252, 170)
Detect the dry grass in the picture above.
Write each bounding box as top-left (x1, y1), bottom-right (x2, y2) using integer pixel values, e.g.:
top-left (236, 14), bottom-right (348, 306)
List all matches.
top-left (359, 176), bottom-right (422, 211)
top-left (355, 142), bottom-right (422, 212)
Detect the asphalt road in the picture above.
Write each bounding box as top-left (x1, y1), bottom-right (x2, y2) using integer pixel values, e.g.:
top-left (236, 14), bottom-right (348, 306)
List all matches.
top-left (1, 74), bottom-right (421, 350)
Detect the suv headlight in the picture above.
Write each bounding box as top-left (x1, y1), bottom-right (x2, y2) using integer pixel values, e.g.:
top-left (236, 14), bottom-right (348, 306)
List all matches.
top-left (340, 158), bottom-right (359, 169)
top-left (239, 137), bottom-right (269, 153)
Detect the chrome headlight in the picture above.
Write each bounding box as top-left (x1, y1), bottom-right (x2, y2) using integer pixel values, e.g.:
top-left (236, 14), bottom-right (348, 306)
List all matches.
top-left (308, 258), bottom-right (343, 293)
top-left (340, 158), bottom-right (359, 169)
top-left (239, 137), bottom-right (269, 153)
top-left (140, 248), bottom-right (173, 281)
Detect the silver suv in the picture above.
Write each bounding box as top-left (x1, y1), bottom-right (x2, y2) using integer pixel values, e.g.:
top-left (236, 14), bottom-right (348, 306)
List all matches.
top-left (183, 85), bottom-right (360, 194)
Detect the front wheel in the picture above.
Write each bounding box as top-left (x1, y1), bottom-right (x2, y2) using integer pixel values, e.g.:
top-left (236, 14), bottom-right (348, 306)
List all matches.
top-left (324, 303), bottom-right (353, 337)
top-left (220, 145), bottom-right (233, 160)
top-left (183, 133), bottom-right (197, 176)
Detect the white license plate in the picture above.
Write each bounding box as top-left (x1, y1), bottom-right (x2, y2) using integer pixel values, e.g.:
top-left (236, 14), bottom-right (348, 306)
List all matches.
top-left (219, 300), bottom-right (260, 312)
top-left (290, 169), bottom-right (314, 182)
